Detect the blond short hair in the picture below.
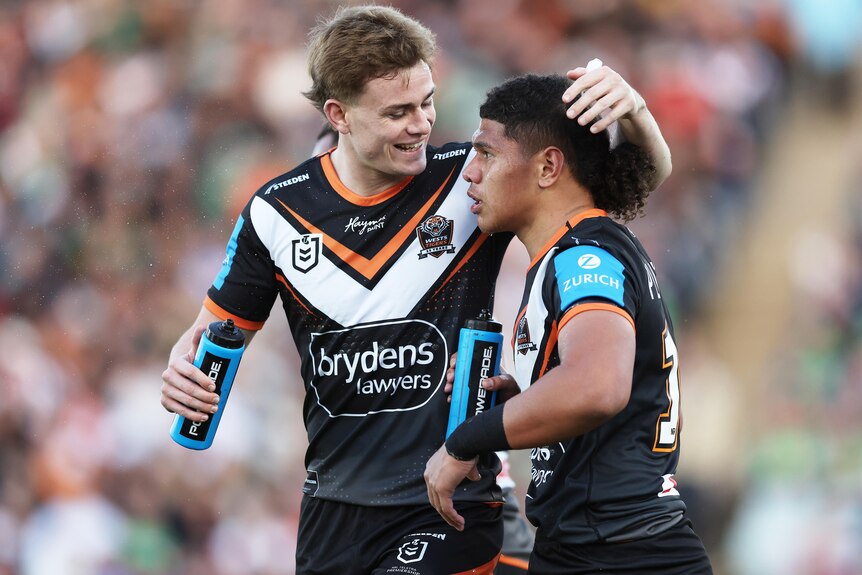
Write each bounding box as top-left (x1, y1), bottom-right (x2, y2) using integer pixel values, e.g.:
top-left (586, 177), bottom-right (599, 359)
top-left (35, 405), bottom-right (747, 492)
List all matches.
top-left (303, 5), bottom-right (437, 112)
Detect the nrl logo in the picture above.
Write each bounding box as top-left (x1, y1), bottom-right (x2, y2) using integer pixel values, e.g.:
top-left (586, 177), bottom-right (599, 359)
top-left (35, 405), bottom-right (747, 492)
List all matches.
top-left (515, 316), bottom-right (538, 355)
top-left (292, 234), bottom-right (322, 273)
top-left (397, 539), bottom-right (428, 564)
top-left (416, 215), bottom-right (455, 259)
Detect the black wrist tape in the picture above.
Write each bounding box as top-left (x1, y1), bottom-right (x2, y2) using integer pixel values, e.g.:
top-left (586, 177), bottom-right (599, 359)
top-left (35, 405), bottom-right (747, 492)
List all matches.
top-left (445, 404), bottom-right (510, 461)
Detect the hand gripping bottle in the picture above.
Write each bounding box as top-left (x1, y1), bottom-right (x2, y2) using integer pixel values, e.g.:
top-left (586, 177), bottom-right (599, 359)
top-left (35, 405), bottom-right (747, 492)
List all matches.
top-left (170, 319), bottom-right (245, 450)
top-left (446, 310), bottom-right (504, 438)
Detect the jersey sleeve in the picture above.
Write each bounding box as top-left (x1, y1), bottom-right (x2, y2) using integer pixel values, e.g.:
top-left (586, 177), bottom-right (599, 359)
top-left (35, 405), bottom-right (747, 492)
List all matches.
top-left (204, 204), bottom-right (278, 331)
top-left (551, 245), bottom-right (635, 332)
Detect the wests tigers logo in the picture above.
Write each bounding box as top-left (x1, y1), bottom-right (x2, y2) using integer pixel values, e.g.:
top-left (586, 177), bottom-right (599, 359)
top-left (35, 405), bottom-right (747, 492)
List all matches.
top-left (416, 215), bottom-right (455, 259)
top-left (515, 316), bottom-right (538, 355)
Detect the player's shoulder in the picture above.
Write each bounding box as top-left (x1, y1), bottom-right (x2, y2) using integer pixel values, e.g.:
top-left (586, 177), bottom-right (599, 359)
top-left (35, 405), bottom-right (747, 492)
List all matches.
top-left (559, 215), bottom-right (635, 256)
top-left (426, 141), bottom-right (471, 163)
top-left (253, 155), bottom-right (322, 200)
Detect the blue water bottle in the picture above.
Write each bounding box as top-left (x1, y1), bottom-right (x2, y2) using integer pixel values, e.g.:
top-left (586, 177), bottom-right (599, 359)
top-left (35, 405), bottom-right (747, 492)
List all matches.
top-left (170, 319), bottom-right (245, 450)
top-left (447, 309), bottom-right (504, 438)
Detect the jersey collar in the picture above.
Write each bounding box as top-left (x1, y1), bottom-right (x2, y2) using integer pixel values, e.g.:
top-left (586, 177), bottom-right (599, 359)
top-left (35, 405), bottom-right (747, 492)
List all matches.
top-left (528, 208), bottom-right (608, 270)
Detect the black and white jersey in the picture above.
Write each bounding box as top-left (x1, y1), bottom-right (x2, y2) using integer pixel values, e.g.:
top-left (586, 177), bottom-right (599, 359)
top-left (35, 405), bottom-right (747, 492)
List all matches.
top-left (205, 143), bottom-right (511, 506)
top-left (513, 209), bottom-right (687, 544)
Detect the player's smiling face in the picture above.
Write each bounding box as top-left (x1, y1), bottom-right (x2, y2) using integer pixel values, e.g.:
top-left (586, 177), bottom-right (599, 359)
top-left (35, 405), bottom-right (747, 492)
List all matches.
top-left (463, 119), bottom-right (536, 235)
top-left (340, 61), bottom-right (436, 184)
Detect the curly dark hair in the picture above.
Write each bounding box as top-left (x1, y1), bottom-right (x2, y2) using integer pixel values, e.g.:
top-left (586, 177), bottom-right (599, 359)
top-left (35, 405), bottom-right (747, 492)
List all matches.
top-left (478, 74), bottom-right (655, 222)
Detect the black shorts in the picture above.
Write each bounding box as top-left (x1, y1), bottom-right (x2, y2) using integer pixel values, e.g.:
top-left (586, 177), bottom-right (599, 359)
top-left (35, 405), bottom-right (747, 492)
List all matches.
top-left (528, 518), bottom-right (713, 575)
top-left (296, 495), bottom-right (503, 574)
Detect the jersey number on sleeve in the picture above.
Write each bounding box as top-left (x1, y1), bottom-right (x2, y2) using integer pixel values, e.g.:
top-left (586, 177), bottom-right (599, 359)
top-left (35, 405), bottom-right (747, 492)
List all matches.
top-left (653, 325), bottom-right (680, 452)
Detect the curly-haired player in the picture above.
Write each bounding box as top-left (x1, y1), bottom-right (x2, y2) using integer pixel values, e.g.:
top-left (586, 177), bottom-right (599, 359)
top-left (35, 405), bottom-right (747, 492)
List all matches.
top-left (426, 74), bottom-right (713, 574)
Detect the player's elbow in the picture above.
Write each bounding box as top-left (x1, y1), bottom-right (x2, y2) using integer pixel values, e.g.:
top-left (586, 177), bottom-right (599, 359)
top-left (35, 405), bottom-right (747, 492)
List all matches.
top-left (582, 374), bottom-right (631, 422)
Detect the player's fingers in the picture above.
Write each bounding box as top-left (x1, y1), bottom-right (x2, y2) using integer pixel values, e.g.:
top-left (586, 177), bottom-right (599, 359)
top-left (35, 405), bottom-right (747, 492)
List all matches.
top-left (426, 479), bottom-right (439, 513)
top-left (481, 374), bottom-right (520, 402)
top-left (172, 357), bottom-right (216, 391)
top-left (466, 467), bottom-right (481, 482)
top-left (438, 498), bottom-right (465, 531)
top-left (562, 67), bottom-right (589, 102)
top-left (589, 92), bottom-right (637, 133)
top-left (579, 84), bottom-right (639, 134)
top-left (589, 111), bottom-right (620, 134)
top-left (162, 365), bottom-right (219, 403)
top-left (160, 393), bottom-right (211, 421)
top-left (576, 89), bottom-right (618, 126)
top-left (160, 379), bottom-right (219, 416)
top-left (167, 361), bottom-right (218, 403)
top-left (446, 353), bottom-right (457, 385)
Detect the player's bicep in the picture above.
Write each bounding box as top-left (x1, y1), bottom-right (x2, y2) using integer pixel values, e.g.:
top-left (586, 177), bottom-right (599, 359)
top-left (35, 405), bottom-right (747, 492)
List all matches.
top-left (557, 309), bottom-right (634, 416)
top-left (207, 205), bottom-right (278, 328)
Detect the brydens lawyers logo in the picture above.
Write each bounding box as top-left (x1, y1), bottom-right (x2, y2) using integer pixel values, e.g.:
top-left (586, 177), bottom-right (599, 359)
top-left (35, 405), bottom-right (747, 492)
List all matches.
top-left (416, 215), bottom-right (455, 259)
top-left (515, 316), bottom-right (537, 355)
top-left (292, 234), bottom-right (322, 273)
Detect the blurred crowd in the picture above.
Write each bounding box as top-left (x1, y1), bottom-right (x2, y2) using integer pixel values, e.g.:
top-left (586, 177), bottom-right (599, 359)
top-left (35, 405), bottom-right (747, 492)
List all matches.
top-left (0, 1), bottom-right (860, 574)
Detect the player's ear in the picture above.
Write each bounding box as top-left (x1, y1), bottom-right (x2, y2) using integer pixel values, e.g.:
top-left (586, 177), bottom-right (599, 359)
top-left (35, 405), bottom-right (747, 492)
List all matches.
top-left (323, 99), bottom-right (350, 134)
top-left (537, 147), bottom-right (565, 189)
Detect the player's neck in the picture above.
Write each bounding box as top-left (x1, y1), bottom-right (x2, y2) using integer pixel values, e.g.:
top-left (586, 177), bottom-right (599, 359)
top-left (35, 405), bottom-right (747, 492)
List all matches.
top-left (519, 198), bottom-right (595, 261)
top-left (329, 147), bottom-right (407, 198)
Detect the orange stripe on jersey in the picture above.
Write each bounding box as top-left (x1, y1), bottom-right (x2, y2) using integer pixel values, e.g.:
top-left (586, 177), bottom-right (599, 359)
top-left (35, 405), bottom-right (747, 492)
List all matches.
top-left (320, 153), bottom-right (413, 206)
top-left (558, 302), bottom-right (635, 333)
top-left (315, 146), bottom-right (337, 158)
top-left (538, 319), bottom-right (558, 378)
top-left (432, 232), bottom-right (488, 298)
top-left (498, 554), bottom-right (530, 570)
top-left (450, 552), bottom-right (501, 575)
top-left (203, 296), bottom-right (265, 331)
top-left (528, 208), bottom-right (608, 270)
top-left (278, 166), bottom-right (455, 281)
top-left (275, 274), bottom-right (318, 318)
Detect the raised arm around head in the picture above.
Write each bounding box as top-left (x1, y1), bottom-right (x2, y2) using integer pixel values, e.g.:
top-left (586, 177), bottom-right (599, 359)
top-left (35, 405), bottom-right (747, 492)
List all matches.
top-left (562, 64), bottom-right (672, 189)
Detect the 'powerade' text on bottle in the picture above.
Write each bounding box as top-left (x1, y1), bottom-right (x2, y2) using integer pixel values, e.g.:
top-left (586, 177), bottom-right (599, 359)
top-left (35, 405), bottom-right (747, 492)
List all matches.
top-left (170, 319), bottom-right (245, 450)
top-left (447, 310), bottom-right (503, 438)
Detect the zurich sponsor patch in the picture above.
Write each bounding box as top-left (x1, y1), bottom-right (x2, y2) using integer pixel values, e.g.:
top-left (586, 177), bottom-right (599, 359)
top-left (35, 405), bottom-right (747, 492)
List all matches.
top-left (555, 245), bottom-right (625, 311)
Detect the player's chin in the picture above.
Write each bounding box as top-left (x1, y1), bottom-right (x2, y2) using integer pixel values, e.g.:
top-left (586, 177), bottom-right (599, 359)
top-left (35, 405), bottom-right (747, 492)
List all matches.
top-left (399, 156), bottom-right (427, 176)
top-left (476, 213), bottom-right (499, 235)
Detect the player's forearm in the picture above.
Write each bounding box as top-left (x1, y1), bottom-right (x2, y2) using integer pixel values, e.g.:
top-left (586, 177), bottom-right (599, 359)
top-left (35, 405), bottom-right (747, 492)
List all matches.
top-left (445, 365), bottom-right (629, 459)
top-left (501, 367), bottom-right (626, 449)
top-left (617, 95), bottom-right (672, 189)
top-left (169, 324), bottom-right (197, 362)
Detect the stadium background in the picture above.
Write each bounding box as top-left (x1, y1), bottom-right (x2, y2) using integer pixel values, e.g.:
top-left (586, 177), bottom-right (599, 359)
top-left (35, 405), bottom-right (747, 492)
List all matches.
top-left (1, 0), bottom-right (861, 573)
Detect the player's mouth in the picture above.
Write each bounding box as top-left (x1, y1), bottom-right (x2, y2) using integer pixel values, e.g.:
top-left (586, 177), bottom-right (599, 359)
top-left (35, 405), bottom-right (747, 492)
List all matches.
top-left (394, 141), bottom-right (424, 153)
top-left (467, 190), bottom-right (482, 214)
